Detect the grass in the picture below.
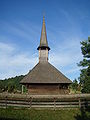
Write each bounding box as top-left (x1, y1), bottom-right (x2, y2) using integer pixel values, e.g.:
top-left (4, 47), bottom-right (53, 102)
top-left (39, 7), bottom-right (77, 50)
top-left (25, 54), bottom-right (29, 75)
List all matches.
top-left (0, 108), bottom-right (90, 120)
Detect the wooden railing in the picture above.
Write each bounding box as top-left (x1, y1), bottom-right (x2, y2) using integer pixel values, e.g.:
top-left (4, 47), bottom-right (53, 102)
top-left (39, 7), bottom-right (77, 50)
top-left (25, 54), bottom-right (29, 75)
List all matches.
top-left (0, 93), bottom-right (90, 109)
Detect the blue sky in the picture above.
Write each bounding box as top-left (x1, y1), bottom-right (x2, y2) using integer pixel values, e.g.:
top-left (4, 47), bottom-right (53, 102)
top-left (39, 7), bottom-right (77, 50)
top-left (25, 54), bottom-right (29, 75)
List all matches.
top-left (0, 0), bottom-right (90, 81)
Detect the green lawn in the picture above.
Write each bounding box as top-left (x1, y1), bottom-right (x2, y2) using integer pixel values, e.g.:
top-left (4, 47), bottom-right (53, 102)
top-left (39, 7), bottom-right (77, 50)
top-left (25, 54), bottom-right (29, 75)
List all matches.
top-left (0, 108), bottom-right (90, 120)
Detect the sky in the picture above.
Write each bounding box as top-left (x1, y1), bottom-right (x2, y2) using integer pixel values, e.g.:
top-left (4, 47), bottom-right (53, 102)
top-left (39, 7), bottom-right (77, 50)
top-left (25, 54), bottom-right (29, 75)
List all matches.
top-left (0, 0), bottom-right (90, 81)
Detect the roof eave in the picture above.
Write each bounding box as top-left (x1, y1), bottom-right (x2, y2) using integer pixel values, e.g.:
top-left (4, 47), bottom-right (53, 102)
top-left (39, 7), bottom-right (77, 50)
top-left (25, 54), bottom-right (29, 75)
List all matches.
top-left (37, 46), bottom-right (50, 50)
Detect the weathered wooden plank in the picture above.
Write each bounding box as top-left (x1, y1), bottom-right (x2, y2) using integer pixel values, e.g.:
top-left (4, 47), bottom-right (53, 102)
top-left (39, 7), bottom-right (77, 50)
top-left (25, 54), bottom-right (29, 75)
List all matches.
top-left (0, 93), bottom-right (90, 99)
top-left (0, 93), bottom-right (90, 109)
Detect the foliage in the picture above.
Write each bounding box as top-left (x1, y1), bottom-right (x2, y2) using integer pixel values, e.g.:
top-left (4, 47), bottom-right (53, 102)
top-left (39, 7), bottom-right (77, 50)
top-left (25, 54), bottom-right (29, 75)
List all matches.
top-left (70, 79), bottom-right (81, 93)
top-left (70, 79), bottom-right (79, 93)
top-left (0, 75), bottom-right (25, 93)
top-left (71, 79), bottom-right (78, 90)
top-left (78, 37), bottom-right (90, 93)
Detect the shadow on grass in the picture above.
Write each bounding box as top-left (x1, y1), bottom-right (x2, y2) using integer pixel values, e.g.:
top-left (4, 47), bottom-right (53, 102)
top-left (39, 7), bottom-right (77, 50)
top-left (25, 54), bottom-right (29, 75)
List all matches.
top-left (75, 100), bottom-right (90, 120)
top-left (0, 118), bottom-right (18, 120)
top-left (75, 108), bottom-right (90, 120)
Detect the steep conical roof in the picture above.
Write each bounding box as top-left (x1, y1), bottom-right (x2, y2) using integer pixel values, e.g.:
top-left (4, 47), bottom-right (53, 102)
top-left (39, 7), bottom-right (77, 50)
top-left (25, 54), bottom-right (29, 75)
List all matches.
top-left (37, 16), bottom-right (50, 50)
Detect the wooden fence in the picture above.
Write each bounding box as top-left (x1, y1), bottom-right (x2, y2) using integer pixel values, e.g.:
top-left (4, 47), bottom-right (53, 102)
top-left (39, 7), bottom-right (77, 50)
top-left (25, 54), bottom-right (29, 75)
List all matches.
top-left (0, 93), bottom-right (90, 109)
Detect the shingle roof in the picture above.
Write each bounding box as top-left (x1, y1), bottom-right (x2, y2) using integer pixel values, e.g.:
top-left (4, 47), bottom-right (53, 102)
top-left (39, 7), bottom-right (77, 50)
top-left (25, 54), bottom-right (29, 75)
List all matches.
top-left (20, 62), bottom-right (72, 84)
top-left (37, 16), bottom-right (50, 50)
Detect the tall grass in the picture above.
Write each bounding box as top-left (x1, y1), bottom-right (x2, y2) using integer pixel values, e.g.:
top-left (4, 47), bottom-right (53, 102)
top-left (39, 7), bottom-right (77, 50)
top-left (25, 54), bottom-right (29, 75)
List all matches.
top-left (0, 108), bottom-right (90, 120)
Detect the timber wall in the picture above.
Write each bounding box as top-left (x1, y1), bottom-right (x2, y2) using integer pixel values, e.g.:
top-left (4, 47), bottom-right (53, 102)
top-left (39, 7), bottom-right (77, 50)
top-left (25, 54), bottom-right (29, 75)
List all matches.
top-left (27, 85), bottom-right (69, 94)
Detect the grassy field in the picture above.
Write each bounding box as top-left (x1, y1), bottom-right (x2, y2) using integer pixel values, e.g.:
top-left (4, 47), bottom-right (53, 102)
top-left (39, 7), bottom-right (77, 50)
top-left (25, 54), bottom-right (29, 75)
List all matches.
top-left (0, 108), bottom-right (90, 120)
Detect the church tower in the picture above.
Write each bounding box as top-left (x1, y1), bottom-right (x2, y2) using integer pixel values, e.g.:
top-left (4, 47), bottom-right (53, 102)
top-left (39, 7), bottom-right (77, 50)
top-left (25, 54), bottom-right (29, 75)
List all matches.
top-left (20, 16), bottom-right (72, 95)
top-left (37, 16), bottom-right (50, 62)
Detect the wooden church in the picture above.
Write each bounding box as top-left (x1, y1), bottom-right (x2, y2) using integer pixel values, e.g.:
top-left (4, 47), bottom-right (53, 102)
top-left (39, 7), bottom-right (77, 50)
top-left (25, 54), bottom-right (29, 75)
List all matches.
top-left (20, 17), bottom-right (72, 94)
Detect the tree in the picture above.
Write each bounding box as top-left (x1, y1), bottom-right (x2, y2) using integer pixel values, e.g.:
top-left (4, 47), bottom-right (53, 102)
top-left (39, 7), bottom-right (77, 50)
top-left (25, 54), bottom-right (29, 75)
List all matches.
top-left (8, 83), bottom-right (15, 93)
top-left (0, 75), bottom-right (25, 93)
top-left (71, 79), bottom-right (78, 91)
top-left (78, 37), bottom-right (90, 93)
top-left (0, 81), bottom-right (4, 92)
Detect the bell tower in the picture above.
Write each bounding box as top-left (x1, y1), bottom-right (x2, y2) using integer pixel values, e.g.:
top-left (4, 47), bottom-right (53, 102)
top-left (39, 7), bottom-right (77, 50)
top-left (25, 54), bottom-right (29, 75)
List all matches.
top-left (37, 16), bottom-right (50, 62)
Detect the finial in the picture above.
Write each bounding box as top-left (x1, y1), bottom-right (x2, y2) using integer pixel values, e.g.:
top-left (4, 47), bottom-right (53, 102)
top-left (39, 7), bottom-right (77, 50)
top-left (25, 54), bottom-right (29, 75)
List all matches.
top-left (43, 11), bottom-right (45, 18)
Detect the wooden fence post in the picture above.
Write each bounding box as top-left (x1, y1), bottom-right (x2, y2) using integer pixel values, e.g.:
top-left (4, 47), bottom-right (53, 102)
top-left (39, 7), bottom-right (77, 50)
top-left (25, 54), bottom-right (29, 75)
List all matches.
top-left (22, 85), bottom-right (24, 94)
top-left (54, 98), bottom-right (56, 110)
top-left (29, 97), bottom-right (32, 108)
top-left (79, 98), bottom-right (81, 108)
top-left (5, 96), bottom-right (7, 109)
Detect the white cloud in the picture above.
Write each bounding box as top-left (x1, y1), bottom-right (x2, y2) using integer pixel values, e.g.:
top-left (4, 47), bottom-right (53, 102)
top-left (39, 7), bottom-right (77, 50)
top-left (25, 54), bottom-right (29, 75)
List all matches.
top-left (0, 42), bottom-right (38, 79)
top-left (49, 36), bottom-right (83, 80)
top-left (1, 21), bottom-right (40, 43)
top-left (0, 42), bottom-right (14, 54)
top-left (65, 67), bottom-right (80, 74)
top-left (0, 40), bottom-right (80, 80)
top-left (50, 38), bottom-right (82, 66)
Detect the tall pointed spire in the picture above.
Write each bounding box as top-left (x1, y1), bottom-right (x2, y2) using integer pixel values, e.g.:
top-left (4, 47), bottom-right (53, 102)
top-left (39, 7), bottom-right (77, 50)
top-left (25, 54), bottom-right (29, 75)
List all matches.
top-left (37, 16), bottom-right (50, 50)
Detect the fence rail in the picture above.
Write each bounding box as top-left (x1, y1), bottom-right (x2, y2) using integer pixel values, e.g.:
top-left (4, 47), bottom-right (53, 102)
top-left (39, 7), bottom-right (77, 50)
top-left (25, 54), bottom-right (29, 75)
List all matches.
top-left (0, 93), bottom-right (90, 109)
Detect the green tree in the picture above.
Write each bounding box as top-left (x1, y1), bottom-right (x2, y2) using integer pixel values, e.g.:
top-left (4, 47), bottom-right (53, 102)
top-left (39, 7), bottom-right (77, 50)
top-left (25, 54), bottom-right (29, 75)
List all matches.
top-left (78, 37), bottom-right (90, 93)
top-left (71, 79), bottom-right (78, 91)
top-left (0, 81), bottom-right (4, 92)
top-left (0, 75), bottom-right (25, 93)
top-left (8, 83), bottom-right (15, 93)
